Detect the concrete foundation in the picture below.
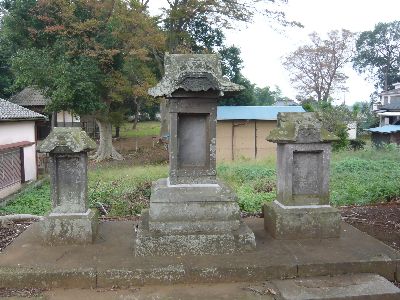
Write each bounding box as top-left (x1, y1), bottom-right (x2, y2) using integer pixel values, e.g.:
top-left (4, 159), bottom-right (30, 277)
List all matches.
top-left (264, 200), bottom-right (341, 239)
top-left (1, 219), bottom-right (399, 289)
top-left (39, 209), bottom-right (98, 245)
top-left (135, 179), bottom-right (256, 256)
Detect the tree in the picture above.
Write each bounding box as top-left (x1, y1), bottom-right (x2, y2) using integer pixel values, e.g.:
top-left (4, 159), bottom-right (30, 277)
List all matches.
top-left (254, 85), bottom-right (282, 106)
top-left (283, 30), bottom-right (354, 102)
top-left (153, 0), bottom-right (301, 135)
top-left (353, 21), bottom-right (400, 91)
top-left (4, 0), bottom-right (164, 161)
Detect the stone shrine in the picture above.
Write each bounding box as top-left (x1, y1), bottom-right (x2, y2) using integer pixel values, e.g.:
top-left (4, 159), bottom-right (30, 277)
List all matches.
top-left (135, 54), bottom-right (256, 256)
top-left (38, 127), bottom-right (98, 245)
top-left (264, 112), bottom-right (341, 239)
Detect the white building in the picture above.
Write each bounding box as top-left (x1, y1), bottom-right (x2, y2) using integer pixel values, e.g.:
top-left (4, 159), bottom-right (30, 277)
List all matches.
top-left (0, 99), bottom-right (46, 199)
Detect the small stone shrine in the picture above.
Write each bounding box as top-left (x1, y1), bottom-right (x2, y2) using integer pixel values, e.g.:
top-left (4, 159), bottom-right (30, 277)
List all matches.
top-left (135, 54), bottom-right (256, 256)
top-left (38, 127), bottom-right (98, 245)
top-left (264, 112), bottom-right (341, 239)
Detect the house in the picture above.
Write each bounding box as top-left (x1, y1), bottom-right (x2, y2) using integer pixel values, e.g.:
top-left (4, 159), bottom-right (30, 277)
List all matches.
top-left (367, 83), bottom-right (400, 145)
top-left (0, 99), bottom-right (46, 199)
top-left (9, 87), bottom-right (96, 139)
top-left (216, 105), bottom-right (305, 161)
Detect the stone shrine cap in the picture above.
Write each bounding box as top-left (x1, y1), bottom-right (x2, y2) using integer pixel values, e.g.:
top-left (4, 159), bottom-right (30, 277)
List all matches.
top-left (267, 112), bottom-right (338, 143)
top-left (38, 127), bottom-right (97, 153)
top-left (148, 54), bottom-right (244, 97)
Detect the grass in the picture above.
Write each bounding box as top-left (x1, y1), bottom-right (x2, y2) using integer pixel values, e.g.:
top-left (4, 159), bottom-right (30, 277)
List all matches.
top-left (2, 145), bottom-right (400, 216)
top-left (118, 121), bottom-right (160, 138)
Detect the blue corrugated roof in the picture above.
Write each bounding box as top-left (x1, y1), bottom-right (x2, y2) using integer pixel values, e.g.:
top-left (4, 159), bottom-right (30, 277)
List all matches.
top-left (217, 106), bottom-right (305, 121)
top-left (366, 125), bottom-right (400, 133)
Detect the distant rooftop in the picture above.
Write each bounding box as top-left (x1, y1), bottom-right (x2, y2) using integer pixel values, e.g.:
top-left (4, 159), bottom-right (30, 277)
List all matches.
top-left (366, 125), bottom-right (400, 134)
top-left (9, 87), bottom-right (50, 106)
top-left (0, 98), bottom-right (46, 121)
top-left (217, 106), bottom-right (305, 121)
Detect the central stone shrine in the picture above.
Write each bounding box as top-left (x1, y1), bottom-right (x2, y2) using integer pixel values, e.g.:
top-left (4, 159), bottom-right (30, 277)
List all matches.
top-left (135, 54), bottom-right (256, 256)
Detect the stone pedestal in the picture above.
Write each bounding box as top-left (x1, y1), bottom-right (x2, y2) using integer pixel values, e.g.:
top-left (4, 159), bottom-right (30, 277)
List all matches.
top-left (264, 112), bottom-right (340, 239)
top-left (38, 127), bottom-right (98, 245)
top-left (136, 54), bottom-right (256, 255)
top-left (39, 209), bottom-right (98, 245)
top-left (135, 179), bottom-right (255, 256)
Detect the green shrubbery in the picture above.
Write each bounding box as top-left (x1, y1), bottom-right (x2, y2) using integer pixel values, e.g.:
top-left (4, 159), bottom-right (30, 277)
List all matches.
top-left (0, 181), bottom-right (51, 215)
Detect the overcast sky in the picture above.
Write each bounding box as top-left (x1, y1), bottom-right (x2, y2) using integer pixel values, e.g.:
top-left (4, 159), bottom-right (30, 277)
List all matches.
top-left (149, 0), bottom-right (400, 105)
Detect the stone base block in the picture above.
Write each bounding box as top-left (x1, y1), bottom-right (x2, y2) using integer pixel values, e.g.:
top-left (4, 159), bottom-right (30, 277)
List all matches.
top-left (264, 200), bottom-right (341, 240)
top-left (135, 210), bottom-right (255, 256)
top-left (39, 209), bottom-right (98, 245)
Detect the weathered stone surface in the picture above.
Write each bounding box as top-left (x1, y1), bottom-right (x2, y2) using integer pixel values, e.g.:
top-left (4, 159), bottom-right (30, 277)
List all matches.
top-left (264, 201), bottom-right (341, 239)
top-left (40, 209), bottom-right (98, 245)
top-left (148, 54), bottom-right (243, 98)
top-left (136, 210), bottom-right (255, 256)
top-left (265, 113), bottom-right (340, 240)
top-left (271, 273), bottom-right (400, 300)
top-left (267, 112), bottom-right (338, 144)
top-left (38, 127), bottom-right (96, 154)
top-left (37, 127), bottom-right (98, 245)
top-left (139, 54), bottom-right (255, 255)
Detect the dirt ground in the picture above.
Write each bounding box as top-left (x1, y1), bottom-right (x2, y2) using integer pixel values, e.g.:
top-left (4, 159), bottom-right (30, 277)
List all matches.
top-left (340, 201), bottom-right (400, 251)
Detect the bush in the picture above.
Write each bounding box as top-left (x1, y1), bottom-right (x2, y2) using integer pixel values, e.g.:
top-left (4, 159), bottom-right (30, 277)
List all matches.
top-left (349, 139), bottom-right (366, 151)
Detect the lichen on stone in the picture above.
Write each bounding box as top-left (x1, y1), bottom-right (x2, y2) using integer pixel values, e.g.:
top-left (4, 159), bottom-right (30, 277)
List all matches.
top-left (148, 54), bottom-right (244, 97)
top-left (38, 127), bottom-right (97, 153)
top-left (267, 112), bottom-right (339, 143)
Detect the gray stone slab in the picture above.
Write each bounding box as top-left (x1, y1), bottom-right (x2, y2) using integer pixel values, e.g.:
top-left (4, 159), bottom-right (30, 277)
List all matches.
top-left (1, 219), bottom-right (399, 288)
top-left (39, 209), bottom-right (98, 245)
top-left (264, 201), bottom-right (341, 239)
top-left (272, 273), bottom-right (400, 300)
top-left (136, 211), bottom-right (255, 256)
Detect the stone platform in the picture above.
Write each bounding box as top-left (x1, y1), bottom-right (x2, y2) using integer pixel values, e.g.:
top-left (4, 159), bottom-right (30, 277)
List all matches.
top-left (135, 178), bottom-right (256, 256)
top-left (0, 219), bottom-right (399, 289)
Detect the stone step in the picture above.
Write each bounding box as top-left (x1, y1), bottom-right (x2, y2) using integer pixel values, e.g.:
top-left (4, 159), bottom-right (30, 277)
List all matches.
top-left (271, 273), bottom-right (400, 300)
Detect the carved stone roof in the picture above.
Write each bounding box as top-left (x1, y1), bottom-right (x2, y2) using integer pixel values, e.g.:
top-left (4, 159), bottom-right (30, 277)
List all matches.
top-left (267, 112), bottom-right (338, 143)
top-left (148, 54), bottom-right (243, 97)
top-left (0, 98), bottom-right (46, 121)
top-left (38, 127), bottom-right (96, 153)
top-left (9, 87), bottom-right (50, 106)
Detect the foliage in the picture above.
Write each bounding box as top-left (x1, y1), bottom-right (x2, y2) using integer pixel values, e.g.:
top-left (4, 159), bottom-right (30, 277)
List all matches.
top-left (283, 30), bottom-right (355, 101)
top-left (349, 139), bottom-right (366, 151)
top-left (161, 0), bottom-right (300, 53)
top-left (332, 124), bottom-right (349, 151)
top-left (353, 21), bottom-right (400, 91)
top-left (2, 0), bottom-right (165, 160)
top-left (0, 181), bottom-right (51, 216)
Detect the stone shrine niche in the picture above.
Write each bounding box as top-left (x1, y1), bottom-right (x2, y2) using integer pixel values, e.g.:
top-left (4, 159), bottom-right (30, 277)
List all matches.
top-left (292, 150), bottom-right (323, 205)
top-left (177, 113), bottom-right (208, 168)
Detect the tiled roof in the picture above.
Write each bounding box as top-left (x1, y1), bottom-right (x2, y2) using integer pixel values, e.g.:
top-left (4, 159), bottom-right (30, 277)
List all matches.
top-left (217, 106), bottom-right (305, 121)
top-left (9, 87), bottom-right (50, 106)
top-left (0, 98), bottom-right (46, 121)
top-left (366, 125), bottom-right (400, 134)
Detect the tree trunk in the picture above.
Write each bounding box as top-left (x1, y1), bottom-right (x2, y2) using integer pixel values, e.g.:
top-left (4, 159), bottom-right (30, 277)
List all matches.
top-left (115, 127), bottom-right (120, 138)
top-left (132, 97), bottom-right (140, 130)
top-left (159, 99), bottom-right (169, 137)
top-left (92, 119), bottom-right (123, 161)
